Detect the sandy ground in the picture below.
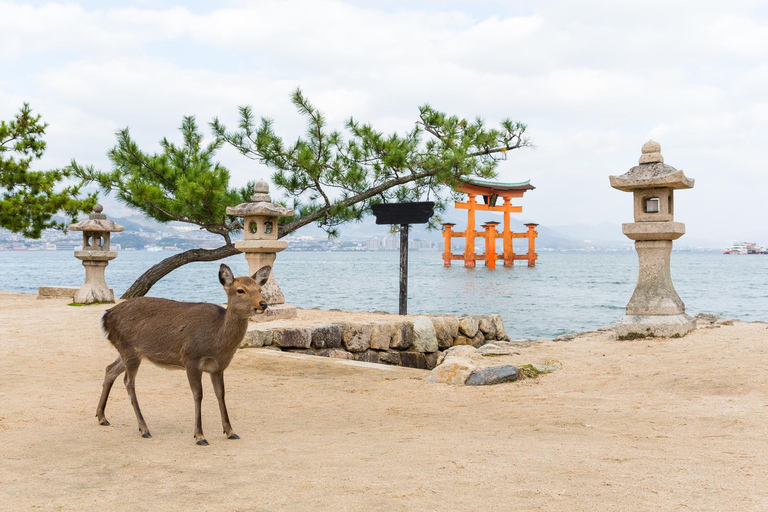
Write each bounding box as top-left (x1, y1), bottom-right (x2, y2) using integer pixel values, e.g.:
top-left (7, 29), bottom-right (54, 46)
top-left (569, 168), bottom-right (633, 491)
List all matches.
top-left (1, 291), bottom-right (767, 511)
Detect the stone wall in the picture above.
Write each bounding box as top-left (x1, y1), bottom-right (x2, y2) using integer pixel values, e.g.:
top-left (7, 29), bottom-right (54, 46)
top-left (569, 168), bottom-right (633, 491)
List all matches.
top-left (240, 313), bottom-right (508, 370)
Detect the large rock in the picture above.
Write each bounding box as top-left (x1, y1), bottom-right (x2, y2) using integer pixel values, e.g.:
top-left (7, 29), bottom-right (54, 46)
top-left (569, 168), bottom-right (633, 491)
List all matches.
top-left (317, 348), bottom-right (355, 360)
top-left (310, 324), bottom-right (343, 349)
top-left (412, 316), bottom-right (439, 353)
top-left (274, 328), bottom-right (311, 349)
top-left (390, 322), bottom-right (414, 350)
top-left (241, 328), bottom-right (276, 348)
top-left (458, 316), bottom-right (479, 338)
top-left (425, 352), bottom-right (440, 370)
top-left (431, 317), bottom-right (454, 350)
top-left (478, 343), bottom-right (512, 356)
top-left (379, 351), bottom-right (402, 366)
top-left (342, 323), bottom-right (373, 352)
top-left (453, 335), bottom-right (472, 346)
top-left (445, 316), bottom-right (459, 339)
top-left (478, 316), bottom-right (496, 340)
top-left (489, 314), bottom-right (506, 340)
top-left (399, 351), bottom-right (427, 369)
top-left (425, 357), bottom-right (476, 385)
top-left (437, 345), bottom-right (478, 366)
top-left (531, 359), bottom-right (563, 373)
top-left (370, 322), bottom-right (396, 351)
top-left (356, 350), bottom-right (380, 364)
top-left (465, 365), bottom-right (518, 386)
top-left (471, 332), bottom-right (486, 348)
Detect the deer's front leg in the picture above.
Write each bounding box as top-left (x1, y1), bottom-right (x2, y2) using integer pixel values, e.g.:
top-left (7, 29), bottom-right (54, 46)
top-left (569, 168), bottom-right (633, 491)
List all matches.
top-left (186, 365), bottom-right (207, 446)
top-left (210, 371), bottom-right (238, 439)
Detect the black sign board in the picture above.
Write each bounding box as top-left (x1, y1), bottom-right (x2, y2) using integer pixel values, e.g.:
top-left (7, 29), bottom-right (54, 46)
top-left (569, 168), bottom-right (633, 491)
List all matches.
top-left (370, 202), bottom-right (435, 315)
top-left (371, 202), bottom-right (435, 225)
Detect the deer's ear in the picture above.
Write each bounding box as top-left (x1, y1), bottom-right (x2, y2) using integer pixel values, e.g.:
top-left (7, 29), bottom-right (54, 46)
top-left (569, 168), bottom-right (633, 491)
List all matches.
top-left (252, 266), bottom-right (271, 287)
top-left (219, 264), bottom-right (235, 287)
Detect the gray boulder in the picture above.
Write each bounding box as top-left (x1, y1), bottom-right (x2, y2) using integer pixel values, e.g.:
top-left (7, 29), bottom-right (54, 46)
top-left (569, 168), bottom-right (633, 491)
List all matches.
top-left (465, 365), bottom-right (519, 386)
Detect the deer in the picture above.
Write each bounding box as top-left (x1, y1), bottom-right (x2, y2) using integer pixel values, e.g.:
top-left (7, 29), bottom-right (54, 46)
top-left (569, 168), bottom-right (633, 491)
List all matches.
top-left (96, 264), bottom-right (271, 446)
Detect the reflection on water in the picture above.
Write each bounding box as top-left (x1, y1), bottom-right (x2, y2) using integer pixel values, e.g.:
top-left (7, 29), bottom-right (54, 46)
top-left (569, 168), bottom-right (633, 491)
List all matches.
top-left (0, 250), bottom-right (765, 339)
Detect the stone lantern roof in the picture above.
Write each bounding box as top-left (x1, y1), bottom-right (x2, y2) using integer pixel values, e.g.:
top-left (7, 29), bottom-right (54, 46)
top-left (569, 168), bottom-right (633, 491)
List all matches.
top-left (226, 180), bottom-right (294, 218)
top-left (609, 140), bottom-right (695, 192)
top-left (69, 204), bottom-right (124, 232)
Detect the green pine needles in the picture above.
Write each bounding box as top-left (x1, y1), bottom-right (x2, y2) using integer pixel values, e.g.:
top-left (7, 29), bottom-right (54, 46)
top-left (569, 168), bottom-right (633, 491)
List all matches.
top-left (71, 87), bottom-right (531, 298)
top-left (212, 87), bottom-right (531, 237)
top-left (0, 104), bottom-right (96, 238)
top-left (72, 116), bottom-right (248, 245)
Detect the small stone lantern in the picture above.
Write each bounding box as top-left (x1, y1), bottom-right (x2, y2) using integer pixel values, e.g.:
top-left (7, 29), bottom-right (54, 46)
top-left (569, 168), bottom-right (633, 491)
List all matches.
top-left (226, 180), bottom-right (297, 321)
top-left (69, 204), bottom-right (124, 304)
top-left (609, 140), bottom-right (695, 339)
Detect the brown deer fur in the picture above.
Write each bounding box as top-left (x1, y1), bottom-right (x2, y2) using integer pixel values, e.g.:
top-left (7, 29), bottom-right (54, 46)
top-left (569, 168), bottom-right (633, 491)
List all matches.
top-left (96, 264), bottom-right (271, 445)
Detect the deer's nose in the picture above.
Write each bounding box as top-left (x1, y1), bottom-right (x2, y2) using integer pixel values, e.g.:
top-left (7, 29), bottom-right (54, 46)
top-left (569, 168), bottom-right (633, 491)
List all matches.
top-left (259, 301), bottom-right (268, 310)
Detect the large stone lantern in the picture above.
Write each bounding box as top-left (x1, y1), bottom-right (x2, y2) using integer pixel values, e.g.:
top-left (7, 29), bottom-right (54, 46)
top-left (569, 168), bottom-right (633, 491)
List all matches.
top-left (226, 180), bottom-right (297, 321)
top-left (69, 204), bottom-right (123, 304)
top-left (610, 140), bottom-right (695, 339)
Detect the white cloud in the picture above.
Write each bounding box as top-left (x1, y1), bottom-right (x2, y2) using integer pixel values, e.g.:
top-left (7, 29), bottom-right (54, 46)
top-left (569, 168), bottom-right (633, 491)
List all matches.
top-left (1, 0), bottom-right (767, 243)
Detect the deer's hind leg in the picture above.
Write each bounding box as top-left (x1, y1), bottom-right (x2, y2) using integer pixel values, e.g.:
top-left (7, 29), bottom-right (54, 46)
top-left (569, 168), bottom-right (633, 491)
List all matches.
top-left (122, 353), bottom-right (151, 438)
top-left (96, 356), bottom-right (125, 426)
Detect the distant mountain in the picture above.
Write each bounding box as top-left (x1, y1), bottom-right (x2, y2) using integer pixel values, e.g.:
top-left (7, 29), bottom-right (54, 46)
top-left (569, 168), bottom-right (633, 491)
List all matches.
top-left (546, 222), bottom-right (624, 243)
top-left (56, 210), bottom-right (723, 250)
top-left (292, 209), bottom-right (610, 249)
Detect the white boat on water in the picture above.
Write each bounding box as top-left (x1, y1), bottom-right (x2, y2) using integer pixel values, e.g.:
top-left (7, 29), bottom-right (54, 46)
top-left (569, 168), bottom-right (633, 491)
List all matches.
top-left (724, 242), bottom-right (767, 254)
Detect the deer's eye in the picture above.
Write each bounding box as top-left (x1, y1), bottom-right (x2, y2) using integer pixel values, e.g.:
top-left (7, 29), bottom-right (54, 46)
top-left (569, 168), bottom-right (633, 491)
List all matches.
top-left (237, 289), bottom-right (245, 294)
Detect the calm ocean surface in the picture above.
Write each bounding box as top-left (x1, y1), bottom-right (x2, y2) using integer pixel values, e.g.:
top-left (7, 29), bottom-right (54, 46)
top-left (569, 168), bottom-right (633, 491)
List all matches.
top-left (1, 250), bottom-right (766, 339)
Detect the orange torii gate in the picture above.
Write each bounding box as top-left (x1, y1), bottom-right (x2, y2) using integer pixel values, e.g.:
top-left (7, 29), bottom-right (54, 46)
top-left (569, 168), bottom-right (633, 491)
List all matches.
top-left (442, 178), bottom-right (538, 268)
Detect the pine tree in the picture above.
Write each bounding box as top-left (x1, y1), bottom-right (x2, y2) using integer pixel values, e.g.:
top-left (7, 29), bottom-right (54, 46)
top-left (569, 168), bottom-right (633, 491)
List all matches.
top-left (76, 89), bottom-right (530, 298)
top-left (212, 88), bottom-right (530, 237)
top-left (72, 116), bottom-right (251, 298)
top-left (0, 104), bottom-right (95, 238)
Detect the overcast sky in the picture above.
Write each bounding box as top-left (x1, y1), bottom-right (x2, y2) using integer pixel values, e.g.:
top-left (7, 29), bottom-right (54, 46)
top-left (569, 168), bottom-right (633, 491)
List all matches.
top-left (2, 0), bottom-right (767, 245)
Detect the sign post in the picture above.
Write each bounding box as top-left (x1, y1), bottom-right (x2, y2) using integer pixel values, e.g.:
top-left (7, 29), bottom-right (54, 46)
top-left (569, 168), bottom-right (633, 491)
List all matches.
top-left (371, 202), bottom-right (435, 315)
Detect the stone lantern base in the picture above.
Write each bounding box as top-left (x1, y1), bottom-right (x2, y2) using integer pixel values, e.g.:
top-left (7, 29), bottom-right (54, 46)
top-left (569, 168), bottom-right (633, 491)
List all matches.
top-left (250, 303), bottom-right (298, 323)
top-left (74, 258), bottom-right (116, 304)
top-left (237, 247), bottom-right (297, 323)
top-left (615, 313), bottom-right (695, 340)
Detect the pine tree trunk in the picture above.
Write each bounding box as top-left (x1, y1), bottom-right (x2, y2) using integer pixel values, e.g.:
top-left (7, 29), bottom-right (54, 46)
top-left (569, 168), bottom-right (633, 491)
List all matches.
top-left (120, 244), bottom-right (240, 299)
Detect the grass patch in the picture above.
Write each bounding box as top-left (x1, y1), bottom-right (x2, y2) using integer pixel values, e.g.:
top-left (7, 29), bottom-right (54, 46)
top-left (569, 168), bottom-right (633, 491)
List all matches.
top-left (617, 332), bottom-right (652, 341)
top-left (68, 301), bottom-right (114, 307)
top-left (517, 364), bottom-right (543, 380)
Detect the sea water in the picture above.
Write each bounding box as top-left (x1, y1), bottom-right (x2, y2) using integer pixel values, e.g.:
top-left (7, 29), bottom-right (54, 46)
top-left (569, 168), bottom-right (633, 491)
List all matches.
top-left (1, 250), bottom-right (765, 339)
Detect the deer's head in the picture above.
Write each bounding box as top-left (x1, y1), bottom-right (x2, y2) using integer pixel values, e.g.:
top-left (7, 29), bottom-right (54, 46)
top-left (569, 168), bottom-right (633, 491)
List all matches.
top-left (218, 264), bottom-right (271, 317)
